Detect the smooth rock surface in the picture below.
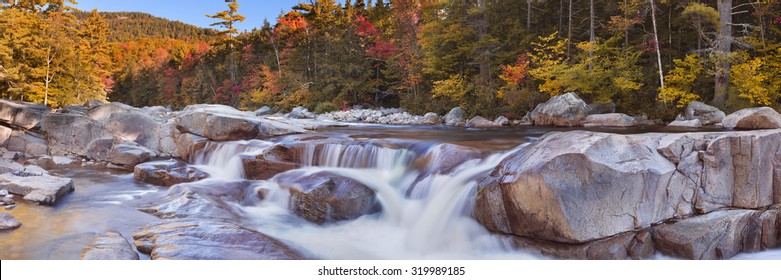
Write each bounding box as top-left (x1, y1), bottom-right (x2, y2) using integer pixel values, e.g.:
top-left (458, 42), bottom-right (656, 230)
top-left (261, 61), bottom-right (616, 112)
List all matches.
top-left (668, 119), bottom-right (703, 128)
top-left (134, 160), bottom-right (208, 187)
top-left (444, 107), bottom-right (466, 126)
top-left (80, 231), bottom-right (140, 260)
top-left (465, 116), bottom-right (499, 128)
top-left (277, 171), bottom-right (377, 224)
top-left (583, 113), bottom-right (635, 127)
top-left (529, 92), bottom-right (589, 127)
top-left (652, 210), bottom-right (755, 259)
top-left (241, 145), bottom-right (299, 180)
top-left (0, 173), bottom-right (74, 205)
top-left (0, 212), bottom-right (21, 230)
top-left (685, 101), bottom-right (725, 125)
top-left (722, 107), bottom-right (781, 129)
top-left (0, 99), bottom-right (51, 129)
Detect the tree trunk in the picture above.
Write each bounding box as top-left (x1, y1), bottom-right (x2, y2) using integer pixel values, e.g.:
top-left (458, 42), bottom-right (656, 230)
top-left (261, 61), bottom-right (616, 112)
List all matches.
top-left (588, 0), bottom-right (595, 71)
top-left (649, 0), bottom-right (664, 89)
top-left (712, 0), bottom-right (732, 107)
top-left (527, 0), bottom-right (532, 30)
top-left (567, 0), bottom-right (573, 58)
top-left (559, 0), bottom-right (563, 33)
top-left (477, 0), bottom-right (489, 84)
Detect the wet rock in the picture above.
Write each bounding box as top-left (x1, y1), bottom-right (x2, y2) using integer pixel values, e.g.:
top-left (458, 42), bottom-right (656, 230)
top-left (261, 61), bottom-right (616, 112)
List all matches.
top-left (0, 189), bottom-right (8, 196)
top-left (494, 116), bottom-right (510, 126)
top-left (652, 210), bottom-right (754, 259)
top-left (286, 106), bottom-right (316, 119)
top-left (465, 116), bottom-right (499, 128)
top-left (0, 173), bottom-right (74, 205)
top-left (176, 110), bottom-right (260, 141)
top-left (422, 112), bottom-right (441, 125)
top-left (529, 92), bottom-right (589, 127)
top-left (2, 197), bottom-right (14, 205)
top-left (685, 101), bottom-right (725, 125)
top-left (138, 180), bottom-right (251, 220)
top-left (256, 118), bottom-right (309, 137)
top-left (174, 132), bottom-right (207, 161)
top-left (80, 231), bottom-right (139, 260)
top-left (254, 106), bottom-right (272, 116)
top-left (241, 145), bottom-right (299, 180)
top-left (444, 107), bottom-right (466, 126)
top-left (0, 212), bottom-right (21, 230)
top-left (132, 219), bottom-right (303, 260)
top-left (134, 160), bottom-right (208, 187)
top-left (0, 99), bottom-right (51, 130)
top-left (668, 119), bottom-right (703, 128)
top-left (5, 205), bottom-right (15, 210)
top-left (587, 102), bottom-right (616, 115)
top-left (414, 143), bottom-right (487, 176)
top-left (6, 131), bottom-right (48, 156)
top-left (722, 107), bottom-right (781, 129)
top-left (511, 231), bottom-right (648, 260)
top-left (277, 171), bottom-right (377, 224)
top-left (583, 113), bottom-right (636, 127)
top-left (108, 142), bottom-right (155, 169)
top-left (43, 112), bottom-right (112, 156)
top-left (475, 131), bottom-right (696, 243)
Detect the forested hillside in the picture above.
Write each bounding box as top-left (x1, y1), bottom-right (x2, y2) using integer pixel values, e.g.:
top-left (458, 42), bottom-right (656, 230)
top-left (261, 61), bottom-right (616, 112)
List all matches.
top-left (2, 0), bottom-right (781, 120)
top-left (74, 12), bottom-right (218, 42)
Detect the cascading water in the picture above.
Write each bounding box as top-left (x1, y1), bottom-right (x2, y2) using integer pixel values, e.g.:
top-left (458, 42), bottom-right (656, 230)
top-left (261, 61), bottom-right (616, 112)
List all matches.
top-left (191, 140), bottom-right (273, 180)
top-left (191, 138), bottom-right (539, 259)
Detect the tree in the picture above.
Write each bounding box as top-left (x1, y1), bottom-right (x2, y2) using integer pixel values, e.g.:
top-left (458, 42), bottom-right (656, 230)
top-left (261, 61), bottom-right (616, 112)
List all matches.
top-left (206, 0), bottom-right (246, 87)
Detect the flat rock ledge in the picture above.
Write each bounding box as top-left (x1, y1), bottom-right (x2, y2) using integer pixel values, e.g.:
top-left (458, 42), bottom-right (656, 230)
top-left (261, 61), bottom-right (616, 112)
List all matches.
top-left (0, 173), bottom-right (74, 205)
top-left (475, 128), bottom-right (781, 259)
top-left (80, 231), bottom-right (140, 260)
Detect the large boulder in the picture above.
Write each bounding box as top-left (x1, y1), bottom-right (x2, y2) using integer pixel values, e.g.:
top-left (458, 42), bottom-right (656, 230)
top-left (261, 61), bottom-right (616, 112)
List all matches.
top-left (285, 106), bottom-right (316, 119)
top-left (583, 113), bottom-right (636, 127)
top-left (0, 99), bottom-right (51, 130)
top-left (174, 132), bottom-right (208, 162)
top-left (80, 231), bottom-right (139, 260)
top-left (108, 142), bottom-right (155, 169)
top-left (475, 131), bottom-right (696, 243)
top-left (0, 173), bottom-right (74, 205)
top-left (652, 209), bottom-right (762, 260)
top-left (276, 171), bottom-right (377, 224)
top-left (465, 116), bottom-right (500, 128)
top-left (722, 107), bottom-right (781, 129)
top-left (132, 219), bottom-right (303, 260)
top-left (0, 212), bottom-right (22, 231)
top-left (529, 92), bottom-right (589, 126)
top-left (685, 101), bottom-right (725, 125)
top-left (134, 160), bottom-right (208, 187)
top-left (105, 111), bottom-right (164, 151)
top-left (86, 102), bottom-right (135, 121)
top-left (6, 131), bottom-right (48, 156)
top-left (241, 145), bottom-right (299, 180)
top-left (444, 107), bottom-right (466, 126)
top-left (422, 112), bottom-right (441, 125)
top-left (511, 230), bottom-right (655, 260)
top-left (667, 119), bottom-right (703, 128)
top-left (175, 110), bottom-right (260, 141)
top-left (43, 112), bottom-right (112, 156)
top-left (255, 106), bottom-right (272, 116)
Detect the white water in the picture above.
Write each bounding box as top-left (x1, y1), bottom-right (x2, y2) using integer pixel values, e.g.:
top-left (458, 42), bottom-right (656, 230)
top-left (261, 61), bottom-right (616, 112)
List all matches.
top-left (192, 140), bottom-right (273, 180)
top-left (196, 140), bottom-right (539, 259)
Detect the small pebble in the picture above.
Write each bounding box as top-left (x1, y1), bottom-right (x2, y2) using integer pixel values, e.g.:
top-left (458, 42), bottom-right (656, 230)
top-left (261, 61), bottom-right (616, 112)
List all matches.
top-left (4, 194), bottom-right (12, 199)
top-left (5, 205), bottom-right (16, 210)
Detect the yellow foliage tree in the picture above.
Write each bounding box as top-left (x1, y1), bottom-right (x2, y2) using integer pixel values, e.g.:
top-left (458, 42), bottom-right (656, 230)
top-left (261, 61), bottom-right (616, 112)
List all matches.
top-left (658, 53), bottom-right (703, 108)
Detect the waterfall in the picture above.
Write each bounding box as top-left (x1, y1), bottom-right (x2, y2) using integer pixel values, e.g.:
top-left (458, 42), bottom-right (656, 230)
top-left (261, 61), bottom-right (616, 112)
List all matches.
top-left (191, 140), bottom-right (272, 180)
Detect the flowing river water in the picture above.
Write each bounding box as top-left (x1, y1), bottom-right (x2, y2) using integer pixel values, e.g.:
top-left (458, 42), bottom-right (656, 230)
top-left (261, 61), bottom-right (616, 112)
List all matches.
top-left (0, 125), bottom-right (778, 260)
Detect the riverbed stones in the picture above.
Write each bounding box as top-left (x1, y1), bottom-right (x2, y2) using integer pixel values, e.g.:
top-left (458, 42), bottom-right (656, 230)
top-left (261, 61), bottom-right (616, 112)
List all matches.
top-left (241, 145), bottom-right (299, 180)
top-left (80, 231), bottom-right (140, 260)
top-left (286, 106), bottom-right (316, 119)
top-left (722, 107), bottom-right (781, 129)
top-left (0, 212), bottom-right (21, 230)
top-left (668, 119), bottom-right (703, 128)
top-left (255, 106), bottom-right (272, 116)
top-left (0, 173), bottom-right (74, 205)
top-left (583, 113), bottom-right (635, 127)
top-left (277, 171), bottom-right (377, 224)
top-left (132, 219), bottom-right (303, 260)
top-left (423, 112), bottom-right (441, 125)
top-left (134, 160), bottom-right (208, 187)
top-left (529, 92), bottom-right (589, 127)
top-left (444, 107), bottom-right (466, 126)
top-left (685, 101), bottom-right (725, 125)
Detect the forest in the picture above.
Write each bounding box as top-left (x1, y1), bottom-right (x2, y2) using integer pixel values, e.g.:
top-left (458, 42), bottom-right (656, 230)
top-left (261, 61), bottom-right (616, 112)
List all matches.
top-left (1, 0), bottom-right (781, 120)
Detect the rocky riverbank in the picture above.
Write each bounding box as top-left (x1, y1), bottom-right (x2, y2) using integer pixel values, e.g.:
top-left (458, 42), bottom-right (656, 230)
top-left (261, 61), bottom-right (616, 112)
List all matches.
top-left (2, 96), bottom-right (781, 260)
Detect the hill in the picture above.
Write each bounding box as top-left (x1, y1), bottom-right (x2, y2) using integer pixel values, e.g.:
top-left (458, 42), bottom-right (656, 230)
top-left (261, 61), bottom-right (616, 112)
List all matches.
top-left (75, 11), bottom-right (218, 42)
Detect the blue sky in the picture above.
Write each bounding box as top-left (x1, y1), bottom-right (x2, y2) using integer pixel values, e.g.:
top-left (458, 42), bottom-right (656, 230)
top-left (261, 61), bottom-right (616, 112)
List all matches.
top-left (73, 0), bottom-right (309, 31)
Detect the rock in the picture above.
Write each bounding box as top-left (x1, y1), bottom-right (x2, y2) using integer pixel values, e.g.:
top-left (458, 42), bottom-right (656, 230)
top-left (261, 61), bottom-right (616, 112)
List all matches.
top-left (80, 231), bottom-right (139, 260)
top-left (722, 107), bottom-right (781, 129)
top-left (2, 150), bottom-right (23, 160)
top-left (668, 119), bottom-right (703, 128)
top-left (652, 209), bottom-right (754, 259)
top-left (285, 106), bottom-right (316, 119)
top-left (138, 181), bottom-right (248, 220)
top-left (15, 165), bottom-right (48, 177)
top-left (0, 173), bottom-right (74, 205)
top-left (0, 98), bottom-right (51, 129)
top-left (83, 100), bottom-right (105, 109)
top-left (132, 219), bottom-right (303, 260)
top-left (422, 112), bottom-right (441, 125)
top-left (134, 160), bottom-right (208, 187)
top-left (0, 189), bottom-right (7, 196)
top-left (84, 138), bottom-right (114, 162)
top-left (174, 133), bottom-right (207, 162)
top-left (685, 101), bottom-right (725, 125)
top-left (241, 145), bottom-right (299, 180)
top-left (277, 171), bottom-right (377, 224)
top-left (0, 125), bottom-right (11, 146)
top-left (4, 205), bottom-right (15, 210)
top-left (0, 158), bottom-right (24, 174)
top-left (104, 111), bottom-right (164, 151)
top-left (0, 212), bottom-right (21, 230)
top-left (86, 102), bottom-right (135, 121)
top-left (6, 131), bottom-right (48, 156)
top-left (511, 231), bottom-right (652, 260)
top-left (494, 116), bottom-right (510, 126)
top-left (256, 118), bottom-right (309, 137)
top-left (583, 113), bottom-right (636, 127)
top-left (465, 116), bottom-right (500, 128)
top-left (108, 142), bottom-right (154, 169)
top-left (254, 106), bottom-right (272, 116)
top-left (175, 108), bottom-right (260, 141)
top-left (43, 112), bottom-right (112, 156)
top-left (444, 107), bottom-right (466, 126)
top-left (2, 197), bottom-right (14, 205)
top-left (529, 92), bottom-right (589, 126)
top-left (414, 144), bottom-right (487, 176)
top-left (475, 131), bottom-right (696, 243)
top-left (587, 102), bottom-right (616, 115)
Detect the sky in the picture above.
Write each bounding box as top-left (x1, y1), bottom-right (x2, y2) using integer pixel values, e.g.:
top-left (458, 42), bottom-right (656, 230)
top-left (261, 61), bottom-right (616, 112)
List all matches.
top-left (72, 0), bottom-right (309, 32)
